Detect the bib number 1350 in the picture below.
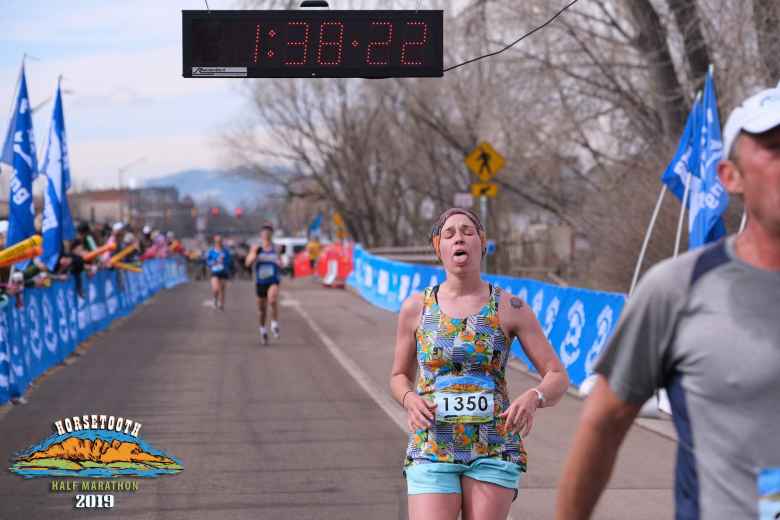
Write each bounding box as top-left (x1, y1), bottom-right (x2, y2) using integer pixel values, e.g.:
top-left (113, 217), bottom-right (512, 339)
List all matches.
top-left (435, 391), bottom-right (494, 423)
top-left (442, 395), bottom-right (489, 413)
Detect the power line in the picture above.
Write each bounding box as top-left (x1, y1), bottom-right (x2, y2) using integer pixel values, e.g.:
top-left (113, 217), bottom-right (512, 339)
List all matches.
top-left (443, 0), bottom-right (580, 73)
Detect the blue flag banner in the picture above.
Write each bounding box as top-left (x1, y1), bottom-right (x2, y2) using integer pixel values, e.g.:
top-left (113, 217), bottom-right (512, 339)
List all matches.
top-left (1, 64), bottom-right (38, 247)
top-left (347, 246), bottom-right (626, 388)
top-left (0, 258), bottom-right (188, 404)
top-left (42, 81), bottom-right (76, 270)
top-left (689, 70), bottom-right (728, 249)
top-left (661, 98), bottom-right (702, 202)
top-left (308, 212), bottom-right (323, 236)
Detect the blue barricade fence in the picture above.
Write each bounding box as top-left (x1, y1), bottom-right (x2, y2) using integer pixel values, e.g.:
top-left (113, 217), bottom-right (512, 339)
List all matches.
top-left (346, 245), bottom-right (626, 389)
top-left (0, 258), bottom-right (188, 405)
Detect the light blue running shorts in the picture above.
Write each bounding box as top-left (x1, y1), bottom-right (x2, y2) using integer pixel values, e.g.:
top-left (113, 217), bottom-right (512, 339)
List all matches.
top-left (405, 458), bottom-right (521, 497)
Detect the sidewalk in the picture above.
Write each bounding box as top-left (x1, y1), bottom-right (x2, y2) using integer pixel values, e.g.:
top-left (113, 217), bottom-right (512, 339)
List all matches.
top-left (286, 277), bottom-right (676, 520)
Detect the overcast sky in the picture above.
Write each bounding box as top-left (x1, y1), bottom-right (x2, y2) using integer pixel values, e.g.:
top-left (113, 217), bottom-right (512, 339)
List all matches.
top-left (0, 0), bottom-right (246, 189)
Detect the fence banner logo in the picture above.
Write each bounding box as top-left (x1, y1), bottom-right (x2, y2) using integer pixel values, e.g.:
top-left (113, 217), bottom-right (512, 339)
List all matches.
top-left (67, 283), bottom-right (79, 345)
top-left (89, 277), bottom-right (106, 325)
top-left (105, 278), bottom-right (119, 316)
top-left (584, 305), bottom-right (614, 376)
top-left (77, 287), bottom-right (90, 334)
top-left (41, 295), bottom-right (58, 356)
top-left (27, 294), bottom-right (43, 364)
top-left (0, 312), bottom-right (9, 404)
top-left (559, 300), bottom-right (585, 368)
top-left (8, 415), bottom-right (182, 509)
top-left (348, 245), bottom-right (626, 388)
top-left (55, 287), bottom-right (69, 345)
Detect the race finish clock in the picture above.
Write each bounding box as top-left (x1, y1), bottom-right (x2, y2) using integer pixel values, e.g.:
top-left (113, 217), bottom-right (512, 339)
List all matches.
top-left (182, 10), bottom-right (443, 78)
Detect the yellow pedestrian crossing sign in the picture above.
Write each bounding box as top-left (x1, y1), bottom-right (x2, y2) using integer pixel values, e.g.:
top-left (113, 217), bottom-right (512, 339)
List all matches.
top-left (333, 211), bottom-right (345, 229)
top-left (465, 142), bottom-right (505, 181)
top-left (471, 182), bottom-right (498, 198)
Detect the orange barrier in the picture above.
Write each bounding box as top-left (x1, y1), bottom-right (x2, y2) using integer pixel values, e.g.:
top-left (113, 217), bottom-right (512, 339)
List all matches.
top-left (292, 242), bottom-right (354, 285)
top-left (0, 235), bottom-right (42, 264)
top-left (293, 251), bottom-right (314, 278)
top-left (317, 252), bottom-right (328, 278)
top-left (319, 242), bottom-right (354, 288)
top-left (0, 245), bottom-right (43, 268)
top-left (83, 242), bottom-right (117, 262)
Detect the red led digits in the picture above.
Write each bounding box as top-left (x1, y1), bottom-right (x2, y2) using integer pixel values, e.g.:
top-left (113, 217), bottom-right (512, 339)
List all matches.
top-left (400, 21), bottom-right (428, 65)
top-left (252, 25), bottom-right (261, 64)
top-left (285, 21), bottom-right (310, 65)
top-left (317, 21), bottom-right (344, 65)
top-left (365, 21), bottom-right (393, 65)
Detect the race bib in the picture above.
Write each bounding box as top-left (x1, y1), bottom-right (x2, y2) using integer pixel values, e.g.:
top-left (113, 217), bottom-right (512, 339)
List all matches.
top-left (434, 375), bottom-right (495, 424)
top-left (211, 263), bottom-right (224, 273)
top-left (759, 468), bottom-right (780, 520)
top-left (257, 265), bottom-right (275, 280)
top-left (435, 391), bottom-right (494, 423)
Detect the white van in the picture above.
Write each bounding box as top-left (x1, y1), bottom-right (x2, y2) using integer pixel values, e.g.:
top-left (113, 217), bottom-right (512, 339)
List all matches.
top-left (273, 237), bottom-right (308, 276)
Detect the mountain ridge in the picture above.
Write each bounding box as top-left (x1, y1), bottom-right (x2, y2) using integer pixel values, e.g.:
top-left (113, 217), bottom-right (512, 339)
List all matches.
top-left (145, 168), bottom-right (279, 210)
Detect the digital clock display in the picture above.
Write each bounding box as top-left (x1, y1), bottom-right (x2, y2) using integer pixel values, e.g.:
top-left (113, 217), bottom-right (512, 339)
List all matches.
top-left (182, 10), bottom-right (443, 78)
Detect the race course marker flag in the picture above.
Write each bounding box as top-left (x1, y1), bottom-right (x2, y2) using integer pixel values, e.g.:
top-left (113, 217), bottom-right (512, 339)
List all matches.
top-left (42, 79), bottom-right (76, 270)
top-left (688, 68), bottom-right (728, 249)
top-left (1, 63), bottom-right (38, 250)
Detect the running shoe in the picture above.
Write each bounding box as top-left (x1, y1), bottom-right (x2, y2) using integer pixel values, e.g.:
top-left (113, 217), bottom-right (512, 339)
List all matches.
top-left (271, 322), bottom-right (280, 339)
top-left (261, 331), bottom-right (269, 345)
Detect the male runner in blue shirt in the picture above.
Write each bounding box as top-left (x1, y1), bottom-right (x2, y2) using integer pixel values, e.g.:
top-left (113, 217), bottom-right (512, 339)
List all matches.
top-left (206, 234), bottom-right (232, 311)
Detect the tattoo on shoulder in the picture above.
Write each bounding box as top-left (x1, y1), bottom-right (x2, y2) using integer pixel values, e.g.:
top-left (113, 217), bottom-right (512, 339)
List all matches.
top-left (509, 297), bottom-right (524, 309)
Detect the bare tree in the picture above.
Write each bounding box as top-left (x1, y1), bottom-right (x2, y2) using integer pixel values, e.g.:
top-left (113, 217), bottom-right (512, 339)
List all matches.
top-left (753, 0), bottom-right (780, 81)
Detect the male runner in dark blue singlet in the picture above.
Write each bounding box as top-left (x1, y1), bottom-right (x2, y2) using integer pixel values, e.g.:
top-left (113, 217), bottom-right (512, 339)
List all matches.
top-left (245, 224), bottom-right (282, 345)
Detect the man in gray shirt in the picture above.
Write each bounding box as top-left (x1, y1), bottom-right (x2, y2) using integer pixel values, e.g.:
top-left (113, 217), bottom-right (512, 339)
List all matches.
top-left (556, 84), bottom-right (780, 520)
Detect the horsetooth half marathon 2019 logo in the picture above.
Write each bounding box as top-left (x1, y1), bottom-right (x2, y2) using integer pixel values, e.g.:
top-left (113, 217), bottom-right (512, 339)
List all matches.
top-left (8, 414), bottom-right (183, 510)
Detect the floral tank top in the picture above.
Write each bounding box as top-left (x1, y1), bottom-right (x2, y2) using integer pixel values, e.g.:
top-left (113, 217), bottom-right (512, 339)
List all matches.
top-left (404, 284), bottom-right (527, 471)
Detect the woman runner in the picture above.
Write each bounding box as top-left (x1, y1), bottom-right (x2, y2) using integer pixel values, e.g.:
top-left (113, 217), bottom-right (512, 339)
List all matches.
top-left (390, 208), bottom-right (569, 520)
top-left (245, 224), bottom-right (282, 345)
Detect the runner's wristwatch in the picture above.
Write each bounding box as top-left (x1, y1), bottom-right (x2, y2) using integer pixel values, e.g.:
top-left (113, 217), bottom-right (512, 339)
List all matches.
top-left (531, 388), bottom-right (546, 408)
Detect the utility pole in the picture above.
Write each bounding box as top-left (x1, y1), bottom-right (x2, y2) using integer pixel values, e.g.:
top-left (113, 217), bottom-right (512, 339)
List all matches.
top-left (480, 194), bottom-right (488, 272)
top-left (464, 142), bottom-right (505, 275)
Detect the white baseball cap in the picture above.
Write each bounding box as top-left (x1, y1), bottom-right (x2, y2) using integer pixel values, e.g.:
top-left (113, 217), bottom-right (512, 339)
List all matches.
top-left (112, 222), bottom-right (124, 233)
top-left (723, 81), bottom-right (780, 159)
